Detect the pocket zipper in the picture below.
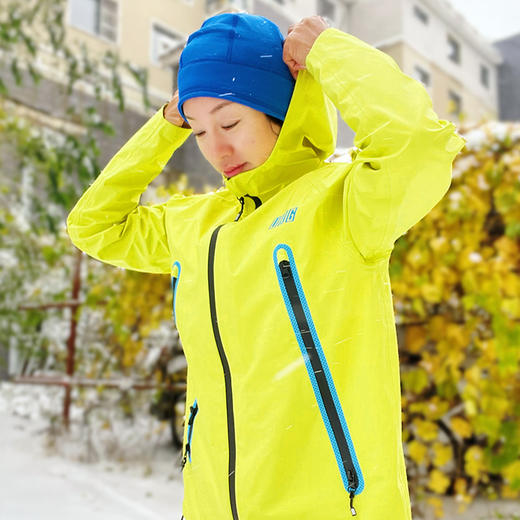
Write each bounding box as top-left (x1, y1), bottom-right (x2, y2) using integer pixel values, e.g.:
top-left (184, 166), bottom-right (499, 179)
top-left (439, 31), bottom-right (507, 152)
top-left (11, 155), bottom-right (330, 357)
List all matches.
top-left (181, 399), bottom-right (198, 470)
top-left (273, 244), bottom-right (364, 516)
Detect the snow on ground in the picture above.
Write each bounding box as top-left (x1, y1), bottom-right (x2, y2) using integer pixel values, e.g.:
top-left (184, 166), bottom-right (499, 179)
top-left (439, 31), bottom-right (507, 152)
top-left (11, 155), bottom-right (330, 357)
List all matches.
top-left (0, 382), bottom-right (184, 520)
top-left (1, 383), bottom-right (519, 520)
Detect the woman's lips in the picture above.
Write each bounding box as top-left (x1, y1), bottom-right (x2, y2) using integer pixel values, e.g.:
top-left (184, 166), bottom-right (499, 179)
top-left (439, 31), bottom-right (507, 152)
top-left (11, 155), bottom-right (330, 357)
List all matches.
top-left (224, 163), bottom-right (247, 178)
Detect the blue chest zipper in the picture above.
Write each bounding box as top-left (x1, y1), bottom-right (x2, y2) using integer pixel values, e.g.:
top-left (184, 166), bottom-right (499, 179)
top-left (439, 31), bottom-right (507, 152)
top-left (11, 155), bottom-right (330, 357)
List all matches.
top-left (273, 243), bottom-right (365, 516)
top-left (181, 400), bottom-right (198, 470)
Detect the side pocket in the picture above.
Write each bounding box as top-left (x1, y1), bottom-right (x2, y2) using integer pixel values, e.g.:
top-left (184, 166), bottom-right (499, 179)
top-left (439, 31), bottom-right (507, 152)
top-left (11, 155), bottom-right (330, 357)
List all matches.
top-left (273, 243), bottom-right (364, 516)
top-left (181, 399), bottom-right (198, 470)
top-left (171, 261), bottom-right (181, 324)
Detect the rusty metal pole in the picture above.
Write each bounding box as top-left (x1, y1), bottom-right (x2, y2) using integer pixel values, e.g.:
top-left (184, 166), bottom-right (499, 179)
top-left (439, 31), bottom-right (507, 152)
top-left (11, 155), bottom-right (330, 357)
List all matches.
top-left (63, 248), bottom-right (83, 429)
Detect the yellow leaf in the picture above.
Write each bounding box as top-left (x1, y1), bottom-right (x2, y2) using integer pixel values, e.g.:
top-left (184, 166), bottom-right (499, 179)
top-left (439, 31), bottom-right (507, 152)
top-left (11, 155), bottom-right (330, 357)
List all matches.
top-left (464, 399), bottom-right (477, 417)
top-left (432, 442), bottom-right (453, 467)
top-left (401, 367), bottom-right (430, 393)
top-left (414, 419), bottom-right (438, 441)
top-left (501, 484), bottom-right (520, 499)
top-left (501, 298), bottom-right (520, 319)
top-left (450, 417), bottom-right (472, 438)
top-left (446, 323), bottom-right (470, 349)
top-left (405, 325), bottom-right (427, 354)
top-left (420, 283), bottom-right (443, 303)
top-left (502, 460), bottom-right (520, 490)
top-left (454, 477), bottom-right (472, 505)
top-left (464, 446), bottom-right (485, 481)
top-left (428, 468), bottom-right (451, 494)
top-left (408, 440), bottom-right (428, 464)
top-left (428, 315), bottom-right (448, 342)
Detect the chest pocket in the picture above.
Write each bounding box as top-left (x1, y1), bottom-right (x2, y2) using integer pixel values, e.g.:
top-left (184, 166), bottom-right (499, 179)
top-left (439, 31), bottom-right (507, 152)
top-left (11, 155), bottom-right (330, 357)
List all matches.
top-left (273, 243), bottom-right (365, 516)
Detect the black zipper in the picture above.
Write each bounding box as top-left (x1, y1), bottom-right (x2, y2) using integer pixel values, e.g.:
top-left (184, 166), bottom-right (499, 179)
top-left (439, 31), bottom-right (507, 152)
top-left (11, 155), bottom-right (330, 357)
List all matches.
top-left (278, 257), bottom-right (362, 517)
top-left (208, 225), bottom-right (239, 520)
top-left (181, 400), bottom-right (199, 470)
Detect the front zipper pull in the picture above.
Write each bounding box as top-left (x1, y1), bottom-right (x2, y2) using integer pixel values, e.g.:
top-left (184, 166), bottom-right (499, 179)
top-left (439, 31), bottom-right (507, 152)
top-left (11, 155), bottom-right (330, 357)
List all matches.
top-left (234, 196), bottom-right (245, 221)
top-left (349, 490), bottom-right (357, 516)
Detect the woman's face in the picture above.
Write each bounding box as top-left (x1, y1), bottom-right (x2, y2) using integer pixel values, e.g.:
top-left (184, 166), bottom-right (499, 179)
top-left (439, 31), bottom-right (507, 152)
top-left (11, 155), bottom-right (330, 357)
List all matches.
top-left (182, 97), bottom-right (281, 178)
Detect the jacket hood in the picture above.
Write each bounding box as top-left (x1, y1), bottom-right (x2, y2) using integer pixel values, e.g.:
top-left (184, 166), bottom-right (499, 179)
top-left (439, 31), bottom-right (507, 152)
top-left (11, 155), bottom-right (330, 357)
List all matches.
top-left (223, 69), bottom-right (337, 202)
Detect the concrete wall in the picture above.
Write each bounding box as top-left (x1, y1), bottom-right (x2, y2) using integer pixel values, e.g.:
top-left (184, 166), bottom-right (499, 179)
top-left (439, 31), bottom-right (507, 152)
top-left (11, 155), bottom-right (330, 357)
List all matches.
top-left (348, 0), bottom-right (403, 46)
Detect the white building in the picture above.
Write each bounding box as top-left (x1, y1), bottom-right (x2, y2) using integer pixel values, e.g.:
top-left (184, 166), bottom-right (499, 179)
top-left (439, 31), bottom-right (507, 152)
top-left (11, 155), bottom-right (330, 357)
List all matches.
top-left (344, 0), bottom-right (501, 124)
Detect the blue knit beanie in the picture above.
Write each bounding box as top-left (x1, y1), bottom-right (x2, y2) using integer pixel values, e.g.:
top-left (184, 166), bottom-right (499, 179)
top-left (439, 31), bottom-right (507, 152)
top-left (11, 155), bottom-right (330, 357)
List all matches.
top-left (177, 13), bottom-right (295, 123)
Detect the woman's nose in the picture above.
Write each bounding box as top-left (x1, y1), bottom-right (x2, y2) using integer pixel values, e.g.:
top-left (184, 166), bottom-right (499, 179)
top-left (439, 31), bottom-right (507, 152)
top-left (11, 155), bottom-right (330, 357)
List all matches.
top-left (212, 135), bottom-right (233, 159)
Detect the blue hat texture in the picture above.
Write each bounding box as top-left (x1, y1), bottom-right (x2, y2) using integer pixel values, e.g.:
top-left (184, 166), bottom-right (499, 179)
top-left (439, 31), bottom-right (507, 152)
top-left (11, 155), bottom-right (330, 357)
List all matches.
top-left (177, 13), bottom-right (295, 123)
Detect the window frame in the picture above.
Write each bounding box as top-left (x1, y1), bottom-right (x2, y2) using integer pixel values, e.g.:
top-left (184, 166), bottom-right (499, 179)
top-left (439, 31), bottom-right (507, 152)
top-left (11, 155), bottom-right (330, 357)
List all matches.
top-left (447, 34), bottom-right (461, 64)
top-left (150, 22), bottom-right (185, 66)
top-left (413, 5), bottom-right (429, 25)
top-left (68, 0), bottom-right (118, 44)
top-left (480, 64), bottom-right (490, 89)
top-left (448, 90), bottom-right (462, 116)
top-left (414, 65), bottom-right (431, 87)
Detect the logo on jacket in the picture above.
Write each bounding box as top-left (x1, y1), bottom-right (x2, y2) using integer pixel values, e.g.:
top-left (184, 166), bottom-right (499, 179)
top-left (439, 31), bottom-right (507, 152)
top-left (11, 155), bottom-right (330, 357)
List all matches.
top-left (269, 207), bottom-right (298, 229)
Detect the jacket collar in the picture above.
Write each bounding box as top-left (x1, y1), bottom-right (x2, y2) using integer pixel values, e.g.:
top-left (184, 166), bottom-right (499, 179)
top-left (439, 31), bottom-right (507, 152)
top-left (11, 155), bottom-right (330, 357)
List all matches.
top-left (222, 69), bottom-right (337, 204)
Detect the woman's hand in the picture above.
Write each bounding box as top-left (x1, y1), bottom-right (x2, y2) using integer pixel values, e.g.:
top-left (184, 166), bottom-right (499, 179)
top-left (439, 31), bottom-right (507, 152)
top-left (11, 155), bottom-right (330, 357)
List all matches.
top-left (163, 90), bottom-right (191, 128)
top-left (283, 16), bottom-right (329, 80)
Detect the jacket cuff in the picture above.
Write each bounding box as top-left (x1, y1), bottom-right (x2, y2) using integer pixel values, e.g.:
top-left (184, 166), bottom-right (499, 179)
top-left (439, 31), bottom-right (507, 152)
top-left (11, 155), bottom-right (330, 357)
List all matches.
top-left (156, 103), bottom-right (193, 143)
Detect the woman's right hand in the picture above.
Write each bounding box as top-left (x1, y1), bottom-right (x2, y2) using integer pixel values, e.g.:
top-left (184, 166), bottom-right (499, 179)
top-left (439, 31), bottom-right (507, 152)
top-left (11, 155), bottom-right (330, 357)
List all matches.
top-left (163, 90), bottom-right (190, 128)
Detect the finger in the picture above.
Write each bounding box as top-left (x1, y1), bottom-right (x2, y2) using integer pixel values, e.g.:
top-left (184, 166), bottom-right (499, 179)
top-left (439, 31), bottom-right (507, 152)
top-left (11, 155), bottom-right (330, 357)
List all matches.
top-left (286, 60), bottom-right (300, 80)
top-left (282, 41), bottom-right (292, 64)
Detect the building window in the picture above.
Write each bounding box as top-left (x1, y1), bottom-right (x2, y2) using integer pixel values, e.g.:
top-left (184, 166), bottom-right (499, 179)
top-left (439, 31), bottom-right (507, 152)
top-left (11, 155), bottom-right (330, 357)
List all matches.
top-left (319, 0), bottom-right (336, 22)
top-left (480, 64), bottom-right (489, 88)
top-left (69, 0), bottom-right (118, 42)
top-left (151, 25), bottom-right (184, 65)
top-left (447, 35), bottom-right (461, 64)
top-left (414, 65), bottom-right (430, 87)
top-left (448, 90), bottom-right (462, 116)
top-left (413, 5), bottom-right (429, 24)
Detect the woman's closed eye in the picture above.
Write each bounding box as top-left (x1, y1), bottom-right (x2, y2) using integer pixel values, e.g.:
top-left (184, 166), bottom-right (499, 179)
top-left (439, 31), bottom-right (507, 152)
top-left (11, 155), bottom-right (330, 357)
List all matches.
top-left (194, 121), bottom-right (240, 137)
top-left (223, 121), bottom-right (239, 130)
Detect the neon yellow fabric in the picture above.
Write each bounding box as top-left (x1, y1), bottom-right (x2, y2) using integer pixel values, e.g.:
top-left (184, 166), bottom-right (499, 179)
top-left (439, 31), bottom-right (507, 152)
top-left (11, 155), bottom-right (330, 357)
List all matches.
top-left (67, 28), bottom-right (464, 520)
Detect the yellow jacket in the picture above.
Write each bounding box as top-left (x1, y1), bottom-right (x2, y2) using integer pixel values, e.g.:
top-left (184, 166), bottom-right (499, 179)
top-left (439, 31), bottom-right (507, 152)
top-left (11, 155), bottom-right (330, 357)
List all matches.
top-left (67, 28), bottom-right (464, 520)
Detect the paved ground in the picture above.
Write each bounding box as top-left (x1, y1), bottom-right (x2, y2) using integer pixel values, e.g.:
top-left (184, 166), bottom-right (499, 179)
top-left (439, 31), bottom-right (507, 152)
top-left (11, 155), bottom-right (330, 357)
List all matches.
top-left (0, 410), bottom-right (184, 520)
top-left (1, 407), bottom-right (518, 520)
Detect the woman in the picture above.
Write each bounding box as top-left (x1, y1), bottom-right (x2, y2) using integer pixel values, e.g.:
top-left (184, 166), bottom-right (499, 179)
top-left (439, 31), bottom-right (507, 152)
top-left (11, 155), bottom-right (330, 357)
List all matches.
top-left (67, 12), bottom-right (464, 520)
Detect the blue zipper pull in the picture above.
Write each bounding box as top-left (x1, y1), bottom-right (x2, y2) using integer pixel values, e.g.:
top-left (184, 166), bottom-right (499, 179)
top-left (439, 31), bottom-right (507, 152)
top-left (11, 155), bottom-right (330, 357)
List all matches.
top-left (349, 489), bottom-right (357, 516)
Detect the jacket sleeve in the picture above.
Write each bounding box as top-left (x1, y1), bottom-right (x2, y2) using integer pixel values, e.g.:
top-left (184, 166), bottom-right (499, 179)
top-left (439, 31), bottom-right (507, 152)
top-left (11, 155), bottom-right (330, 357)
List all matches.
top-left (66, 107), bottom-right (192, 274)
top-left (305, 28), bottom-right (465, 261)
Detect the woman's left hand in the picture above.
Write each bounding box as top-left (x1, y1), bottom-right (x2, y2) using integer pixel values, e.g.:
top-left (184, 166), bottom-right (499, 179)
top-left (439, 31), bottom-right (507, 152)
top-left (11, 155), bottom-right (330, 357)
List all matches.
top-left (283, 16), bottom-right (329, 80)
